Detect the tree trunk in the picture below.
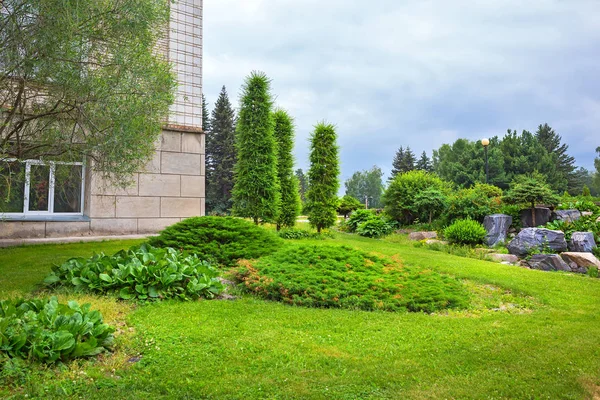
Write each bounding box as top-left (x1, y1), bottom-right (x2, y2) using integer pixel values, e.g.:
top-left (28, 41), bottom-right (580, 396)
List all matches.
top-left (253, 217), bottom-right (259, 225)
top-left (531, 203), bottom-right (536, 227)
top-left (429, 211), bottom-right (432, 224)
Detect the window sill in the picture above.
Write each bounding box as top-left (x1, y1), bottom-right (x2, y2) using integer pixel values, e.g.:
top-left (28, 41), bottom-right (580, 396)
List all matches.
top-left (0, 215), bottom-right (91, 222)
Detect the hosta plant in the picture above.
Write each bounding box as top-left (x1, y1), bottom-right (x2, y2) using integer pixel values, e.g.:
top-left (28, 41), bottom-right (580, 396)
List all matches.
top-left (356, 217), bottom-right (394, 238)
top-left (0, 297), bottom-right (114, 363)
top-left (44, 244), bottom-right (223, 301)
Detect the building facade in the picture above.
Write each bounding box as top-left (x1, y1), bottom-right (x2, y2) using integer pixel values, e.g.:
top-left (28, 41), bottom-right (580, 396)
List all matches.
top-left (0, 0), bottom-right (204, 239)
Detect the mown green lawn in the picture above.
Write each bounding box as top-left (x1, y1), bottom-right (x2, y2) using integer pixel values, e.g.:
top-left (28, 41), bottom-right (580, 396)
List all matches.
top-left (1, 234), bottom-right (600, 399)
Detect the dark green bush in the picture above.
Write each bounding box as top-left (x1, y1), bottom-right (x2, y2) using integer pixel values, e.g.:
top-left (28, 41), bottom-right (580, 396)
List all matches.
top-left (356, 217), bottom-right (394, 238)
top-left (443, 184), bottom-right (503, 224)
top-left (383, 170), bottom-right (452, 225)
top-left (0, 297), bottom-right (113, 363)
top-left (346, 209), bottom-right (376, 232)
top-left (444, 219), bottom-right (487, 245)
top-left (148, 216), bottom-right (283, 267)
top-left (278, 228), bottom-right (332, 240)
top-left (44, 244), bottom-right (223, 301)
top-left (233, 245), bottom-right (470, 313)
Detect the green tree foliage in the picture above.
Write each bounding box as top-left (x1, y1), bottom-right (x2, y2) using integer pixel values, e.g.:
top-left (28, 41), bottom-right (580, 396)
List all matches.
top-left (535, 123), bottom-right (576, 190)
top-left (504, 173), bottom-right (560, 226)
top-left (0, 0), bottom-right (175, 184)
top-left (202, 94), bottom-right (211, 136)
top-left (337, 195), bottom-right (364, 218)
top-left (206, 86), bottom-right (237, 215)
top-left (344, 166), bottom-right (384, 208)
top-left (232, 72), bottom-right (280, 224)
top-left (443, 183), bottom-right (503, 224)
top-left (306, 123), bottom-right (340, 233)
top-left (416, 151), bottom-right (433, 172)
top-left (433, 138), bottom-right (505, 188)
top-left (273, 110), bottom-right (301, 230)
top-left (414, 188), bottom-right (448, 224)
top-left (382, 170), bottom-right (451, 224)
top-left (390, 146), bottom-right (416, 180)
top-left (295, 168), bottom-right (308, 204)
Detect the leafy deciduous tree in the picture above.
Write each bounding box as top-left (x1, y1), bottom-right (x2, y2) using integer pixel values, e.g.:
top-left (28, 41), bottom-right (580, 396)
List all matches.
top-left (232, 72), bottom-right (280, 224)
top-left (273, 109), bottom-right (301, 230)
top-left (306, 122), bottom-right (340, 233)
top-left (344, 166), bottom-right (384, 208)
top-left (337, 195), bottom-right (364, 218)
top-left (0, 0), bottom-right (175, 183)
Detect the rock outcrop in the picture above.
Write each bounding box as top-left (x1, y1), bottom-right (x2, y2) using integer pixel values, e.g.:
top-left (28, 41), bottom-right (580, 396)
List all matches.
top-left (560, 252), bottom-right (600, 273)
top-left (526, 254), bottom-right (571, 271)
top-left (520, 207), bottom-right (552, 228)
top-left (551, 209), bottom-right (581, 223)
top-left (483, 214), bottom-right (512, 247)
top-left (568, 232), bottom-right (597, 253)
top-left (408, 231), bottom-right (437, 241)
top-left (507, 228), bottom-right (567, 257)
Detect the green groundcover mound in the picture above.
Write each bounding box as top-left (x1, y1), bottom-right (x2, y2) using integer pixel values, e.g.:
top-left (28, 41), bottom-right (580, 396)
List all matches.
top-left (149, 216), bottom-right (284, 267)
top-left (233, 245), bottom-right (470, 313)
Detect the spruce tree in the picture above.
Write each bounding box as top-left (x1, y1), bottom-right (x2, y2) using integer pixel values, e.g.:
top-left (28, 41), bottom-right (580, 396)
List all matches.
top-left (306, 122), bottom-right (340, 233)
top-left (535, 123), bottom-right (575, 190)
top-left (416, 151), bottom-right (432, 172)
top-left (273, 110), bottom-right (301, 230)
top-left (206, 86), bottom-right (237, 214)
top-left (232, 72), bottom-right (280, 224)
top-left (402, 147), bottom-right (417, 172)
top-left (390, 146), bottom-right (405, 180)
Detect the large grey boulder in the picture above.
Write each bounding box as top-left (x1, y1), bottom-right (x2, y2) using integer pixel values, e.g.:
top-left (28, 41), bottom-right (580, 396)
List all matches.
top-left (560, 252), bottom-right (600, 274)
top-left (520, 207), bottom-right (552, 228)
top-left (483, 214), bottom-right (512, 247)
top-left (526, 254), bottom-right (571, 272)
top-left (408, 231), bottom-right (437, 241)
top-left (568, 232), bottom-right (597, 253)
top-left (551, 209), bottom-right (581, 223)
top-left (507, 228), bottom-right (568, 257)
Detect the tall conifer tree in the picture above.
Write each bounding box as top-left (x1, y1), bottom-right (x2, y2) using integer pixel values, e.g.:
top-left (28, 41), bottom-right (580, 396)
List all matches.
top-left (416, 151), bottom-right (432, 172)
top-left (306, 122), bottom-right (340, 233)
top-left (206, 87), bottom-right (236, 214)
top-left (390, 146), bottom-right (405, 180)
top-left (273, 110), bottom-right (301, 230)
top-left (232, 72), bottom-right (280, 224)
top-left (295, 169), bottom-right (308, 203)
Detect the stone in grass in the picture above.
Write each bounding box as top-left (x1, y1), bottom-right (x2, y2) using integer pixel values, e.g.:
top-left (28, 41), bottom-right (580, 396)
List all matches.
top-left (560, 252), bottom-right (600, 274)
top-left (425, 239), bottom-right (448, 245)
top-left (483, 214), bottom-right (512, 247)
top-left (489, 253), bottom-right (519, 264)
top-left (526, 254), bottom-right (571, 272)
top-left (408, 231), bottom-right (437, 241)
top-left (568, 232), bottom-right (597, 253)
top-left (507, 228), bottom-right (568, 258)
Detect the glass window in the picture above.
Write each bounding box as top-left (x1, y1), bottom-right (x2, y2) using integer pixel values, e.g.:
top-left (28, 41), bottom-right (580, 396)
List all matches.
top-left (53, 164), bottom-right (83, 213)
top-left (0, 160), bottom-right (84, 216)
top-left (28, 164), bottom-right (50, 212)
top-left (0, 161), bottom-right (25, 213)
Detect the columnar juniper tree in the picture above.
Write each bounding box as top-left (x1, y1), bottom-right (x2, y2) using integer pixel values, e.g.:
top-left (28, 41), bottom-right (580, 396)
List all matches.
top-left (306, 123), bottom-right (340, 233)
top-left (232, 72), bottom-right (280, 224)
top-left (273, 110), bottom-right (301, 230)
top-left (206, 86), bottom-right (237, 214)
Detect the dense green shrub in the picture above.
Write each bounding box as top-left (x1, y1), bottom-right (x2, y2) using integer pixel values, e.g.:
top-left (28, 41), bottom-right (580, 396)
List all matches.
top-left (383, 170), bottom-right (451, 225)
top-left (233, 245), bottom-right (470, 313)
top-left (356, 217), bottom-right (394, 238)
top-left (444, 219), bottom-right (487, 245)
top-left (557, 197), bottom-right (600, 214)
top-left (346, 209), bottom-right (376, 232)
top-left (337, 195), bottom-right (364, 218)
top-left (443, 184), bottom-right (503, 224)
top-left (148, 216), bottom-right (283, 267)
top-left (44, 244), bottom-right (223, 301)
top-left (278, 228), bottom-right (332, 240)
top-left (545, 215), bottom-right (600, 242)
top-left (0, 297), bottom-right (113, 363)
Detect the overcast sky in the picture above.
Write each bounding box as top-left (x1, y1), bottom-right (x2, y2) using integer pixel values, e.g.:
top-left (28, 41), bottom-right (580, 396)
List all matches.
top-left (203, 0), bottom-right (600, 184)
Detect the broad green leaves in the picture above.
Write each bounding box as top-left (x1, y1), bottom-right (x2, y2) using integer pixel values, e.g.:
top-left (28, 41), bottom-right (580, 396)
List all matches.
top-left (0, 297), bottom-right (114, 363)
top-left (44, 244), bottom-right (224, 302)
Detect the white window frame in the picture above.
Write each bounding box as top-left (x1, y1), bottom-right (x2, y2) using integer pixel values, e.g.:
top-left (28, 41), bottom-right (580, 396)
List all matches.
top-left (1, 159), bottom-right (86, 217)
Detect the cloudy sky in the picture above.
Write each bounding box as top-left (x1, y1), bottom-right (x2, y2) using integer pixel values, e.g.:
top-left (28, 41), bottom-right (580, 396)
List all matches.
top-left (203, 0), bottom-right (600, 183)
